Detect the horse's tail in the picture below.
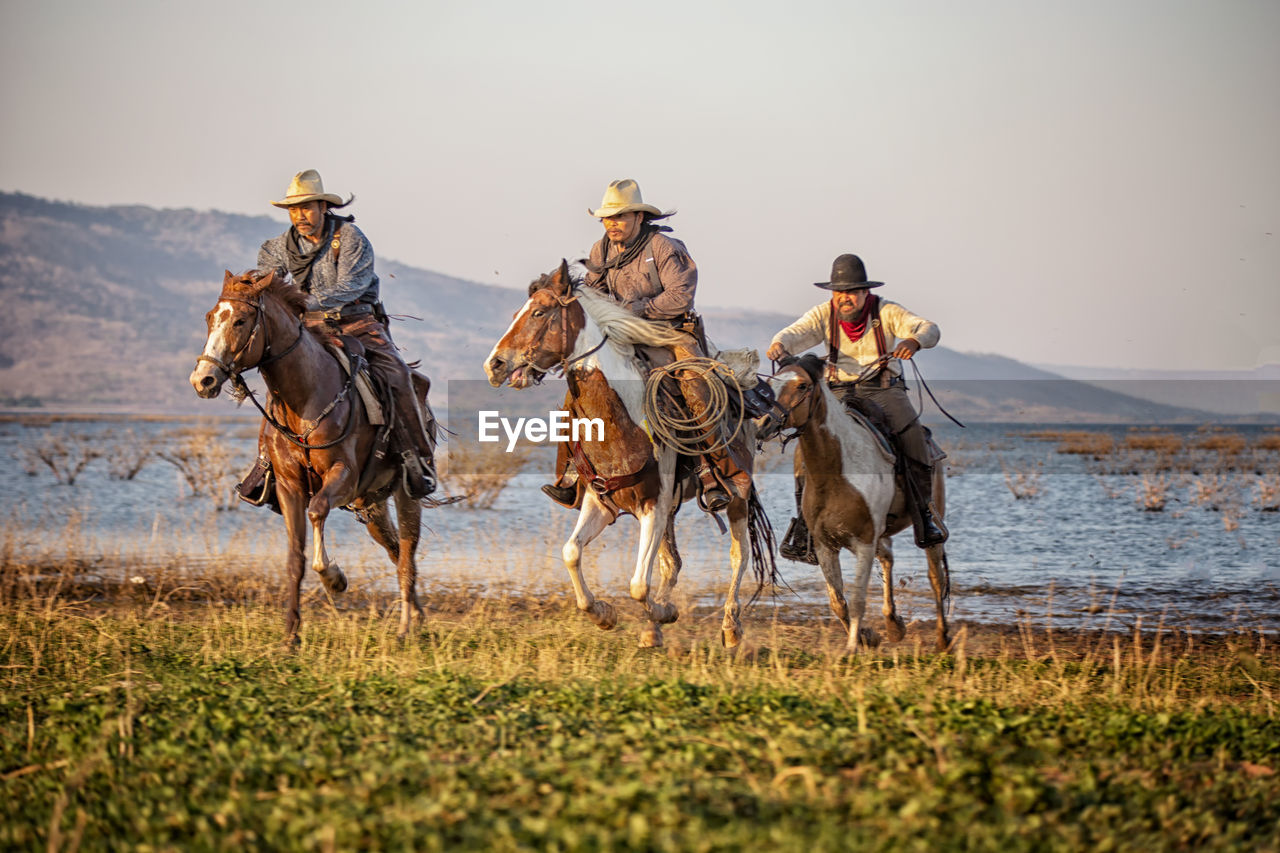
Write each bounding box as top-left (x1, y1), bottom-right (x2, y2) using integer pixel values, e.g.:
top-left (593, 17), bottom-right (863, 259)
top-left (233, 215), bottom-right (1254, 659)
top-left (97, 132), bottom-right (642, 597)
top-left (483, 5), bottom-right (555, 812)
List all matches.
top-left (746, 486), bottom-right (787, 603)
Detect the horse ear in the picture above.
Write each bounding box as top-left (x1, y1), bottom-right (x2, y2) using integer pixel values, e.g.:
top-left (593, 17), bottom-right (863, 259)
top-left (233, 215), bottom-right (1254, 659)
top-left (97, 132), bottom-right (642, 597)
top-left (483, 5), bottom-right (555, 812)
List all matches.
top-left (551, 258), bottom-right (571, 294)
top-left (223, 270), bottom-right (234, 284)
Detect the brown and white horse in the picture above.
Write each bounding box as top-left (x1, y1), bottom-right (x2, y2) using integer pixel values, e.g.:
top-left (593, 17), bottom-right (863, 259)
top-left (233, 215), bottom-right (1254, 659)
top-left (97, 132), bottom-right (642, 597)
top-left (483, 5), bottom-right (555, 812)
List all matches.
top-left (190, 270), bottom-right (434, 643)
top-left (484, 261), bottom-right (774, 648)
top-left (757, 356), bottom-right (952, 652)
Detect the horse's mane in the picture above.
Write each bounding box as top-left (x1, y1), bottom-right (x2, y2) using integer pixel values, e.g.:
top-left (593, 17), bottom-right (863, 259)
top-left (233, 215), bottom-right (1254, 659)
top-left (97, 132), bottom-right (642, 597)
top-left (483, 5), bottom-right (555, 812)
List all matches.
top-left (574, 287), bottom-right (696, 350)
top-left (223, 270), bottom-right (340, 348)
top-left (781, 353), bottom-right (826, 384)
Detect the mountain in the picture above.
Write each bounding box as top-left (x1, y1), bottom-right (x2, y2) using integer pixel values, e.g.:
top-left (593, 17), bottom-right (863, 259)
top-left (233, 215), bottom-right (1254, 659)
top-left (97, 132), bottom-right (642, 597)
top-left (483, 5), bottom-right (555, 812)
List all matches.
top-left (1036, 363), bottom-right (1280, 417)
top-left (0, 191), bottom-right (1270, 422)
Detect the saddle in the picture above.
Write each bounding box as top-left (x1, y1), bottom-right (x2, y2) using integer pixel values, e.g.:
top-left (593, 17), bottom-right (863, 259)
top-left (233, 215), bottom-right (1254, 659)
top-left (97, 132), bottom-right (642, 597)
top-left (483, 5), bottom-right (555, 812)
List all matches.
top-left (235, 336), bottom-right (399, 512)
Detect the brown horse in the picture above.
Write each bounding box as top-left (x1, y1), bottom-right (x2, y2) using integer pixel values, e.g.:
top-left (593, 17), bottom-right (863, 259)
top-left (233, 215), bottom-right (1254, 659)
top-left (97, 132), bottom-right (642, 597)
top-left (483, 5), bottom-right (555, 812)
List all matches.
top-left (756, 356), bottom-right (952, 652)
top-left (189, 269), bottom-right (435, 643)
top-left (484, 261), bottom-right (775, 648)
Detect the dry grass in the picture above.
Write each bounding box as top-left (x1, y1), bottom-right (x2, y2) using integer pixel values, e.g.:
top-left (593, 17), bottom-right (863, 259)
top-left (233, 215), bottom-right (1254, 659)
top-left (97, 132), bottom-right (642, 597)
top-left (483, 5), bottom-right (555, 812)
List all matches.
top-left (1123, 429), bottom-right (1183, 452)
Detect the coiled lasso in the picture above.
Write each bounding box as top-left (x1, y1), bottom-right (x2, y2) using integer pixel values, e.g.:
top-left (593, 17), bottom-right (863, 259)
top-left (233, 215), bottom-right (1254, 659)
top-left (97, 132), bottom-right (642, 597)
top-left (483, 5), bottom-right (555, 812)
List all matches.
top-left (641, 357), bottom-right (745, 455)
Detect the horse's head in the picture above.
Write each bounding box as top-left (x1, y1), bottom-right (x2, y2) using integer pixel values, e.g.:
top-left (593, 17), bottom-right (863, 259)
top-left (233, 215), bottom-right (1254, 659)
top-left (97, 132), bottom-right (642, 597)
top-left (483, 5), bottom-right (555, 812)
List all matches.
top-left (189, 269), bottom-right (292, 398)
top-left (755, 354), bottom-right (827, 441)
top-left (484, 259), bottom-right (587, 389)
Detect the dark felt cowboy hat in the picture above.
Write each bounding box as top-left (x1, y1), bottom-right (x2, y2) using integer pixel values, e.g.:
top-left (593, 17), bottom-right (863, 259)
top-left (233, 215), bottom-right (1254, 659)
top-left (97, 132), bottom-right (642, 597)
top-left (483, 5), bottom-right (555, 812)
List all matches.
top-left (814, 253), bottom-right (884, 291)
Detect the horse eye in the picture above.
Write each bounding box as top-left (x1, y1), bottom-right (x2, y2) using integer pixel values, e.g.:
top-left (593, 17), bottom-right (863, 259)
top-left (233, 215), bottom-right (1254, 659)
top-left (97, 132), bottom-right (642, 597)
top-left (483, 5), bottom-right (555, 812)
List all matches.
top-left (531, 309), bottom-right (546, 318)
top-left (233, 318), bottom-right (246, 327)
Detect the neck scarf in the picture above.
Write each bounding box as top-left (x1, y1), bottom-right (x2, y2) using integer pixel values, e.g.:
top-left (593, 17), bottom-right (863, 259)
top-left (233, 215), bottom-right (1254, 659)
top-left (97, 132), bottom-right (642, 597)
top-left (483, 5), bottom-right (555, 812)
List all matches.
top-left (283, 213), bottom-right (353, 290)
top-left (586, 223), bottom-right (673, 283)
top-left (836, 294), bottom-right (878, 342)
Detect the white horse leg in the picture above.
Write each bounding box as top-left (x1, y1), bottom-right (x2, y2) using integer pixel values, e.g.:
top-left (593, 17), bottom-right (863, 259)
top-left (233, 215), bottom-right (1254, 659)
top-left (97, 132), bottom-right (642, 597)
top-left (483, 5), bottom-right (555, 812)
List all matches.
top-left (878, 536), bottom-right (906, 642)
top-left (846, 539), bottom-right (881, 653)
top-left (640, 516), bottom-right (682, 648)
top-left (628, 506), bottom-right (663, 605)
top-left (563, 494), bottom-right (616, 630)
top-left (308, 475), bottom-right (349, 596)
top-left (720, 503), bottom-right (750, 649)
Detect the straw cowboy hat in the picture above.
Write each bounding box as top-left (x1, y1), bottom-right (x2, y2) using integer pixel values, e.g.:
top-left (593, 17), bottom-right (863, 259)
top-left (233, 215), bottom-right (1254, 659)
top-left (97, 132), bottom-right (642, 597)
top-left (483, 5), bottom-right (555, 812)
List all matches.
top-left (588, 179), bottom-right (674, 219)
top-left (270, 169), bottom-right (349, 208)
top-left (814, 253), bottom-right (884, 291)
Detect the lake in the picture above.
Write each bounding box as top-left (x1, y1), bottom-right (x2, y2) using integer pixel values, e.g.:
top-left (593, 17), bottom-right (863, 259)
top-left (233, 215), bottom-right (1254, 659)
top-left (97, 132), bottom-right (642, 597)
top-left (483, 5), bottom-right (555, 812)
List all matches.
top-left (2, 415), bottom-right (1277, 637)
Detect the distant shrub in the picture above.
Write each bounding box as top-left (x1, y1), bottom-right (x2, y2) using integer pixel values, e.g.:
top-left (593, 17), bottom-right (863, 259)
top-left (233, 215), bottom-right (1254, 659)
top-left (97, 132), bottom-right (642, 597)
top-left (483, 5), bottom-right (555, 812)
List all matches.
top-left (21, 432), bottom-right (102, 485)
top-left (157, 427), bottom-right (244, 510)
top-left (439, 439), bottom-right (533, 510)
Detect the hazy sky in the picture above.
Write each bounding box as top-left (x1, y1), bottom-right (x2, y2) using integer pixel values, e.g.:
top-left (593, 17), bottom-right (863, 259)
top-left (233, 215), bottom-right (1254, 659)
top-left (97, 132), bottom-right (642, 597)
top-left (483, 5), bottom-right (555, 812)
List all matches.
top-left (3, 0), bottom-right (1277, 370)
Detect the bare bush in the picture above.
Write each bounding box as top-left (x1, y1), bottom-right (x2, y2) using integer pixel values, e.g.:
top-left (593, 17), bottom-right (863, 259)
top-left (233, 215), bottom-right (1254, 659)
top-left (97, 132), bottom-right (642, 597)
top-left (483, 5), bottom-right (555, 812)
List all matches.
top-left (157, 428), bottom-right (244, 510)
top-left (22, 432), bottom-right (103, 485)
top-left (440, 439), bottom-right (532, 509)
top-left (1001, 460), bottom-right (1042, 500)
top-left (1139, 474), bottom-right (1169, 512)
top-left (103, 428), bottom-right (154, 480)
top-left (1255, 476), bottom-right (1280, 512)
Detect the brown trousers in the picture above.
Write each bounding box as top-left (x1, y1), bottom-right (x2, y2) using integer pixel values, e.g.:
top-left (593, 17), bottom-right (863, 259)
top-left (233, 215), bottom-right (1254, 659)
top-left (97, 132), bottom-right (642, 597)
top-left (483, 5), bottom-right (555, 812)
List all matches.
top-left (308, 314), bottom-right (434, 460)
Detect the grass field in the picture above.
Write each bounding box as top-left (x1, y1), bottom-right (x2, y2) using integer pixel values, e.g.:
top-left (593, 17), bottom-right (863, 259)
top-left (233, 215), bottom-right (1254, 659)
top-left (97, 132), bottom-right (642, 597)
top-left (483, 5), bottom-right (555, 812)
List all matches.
top-left (1, 571), bottom-right (1277, 852)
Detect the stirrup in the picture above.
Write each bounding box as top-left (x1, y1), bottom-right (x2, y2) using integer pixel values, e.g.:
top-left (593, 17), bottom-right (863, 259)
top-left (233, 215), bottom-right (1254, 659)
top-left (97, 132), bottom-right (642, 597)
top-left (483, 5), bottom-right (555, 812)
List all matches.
top-left (236, 457), bottom-right (276, 508)
top-left (779, 516), bottom-right (818, 564)
top-left (400, 451), bottom-right (436, 500)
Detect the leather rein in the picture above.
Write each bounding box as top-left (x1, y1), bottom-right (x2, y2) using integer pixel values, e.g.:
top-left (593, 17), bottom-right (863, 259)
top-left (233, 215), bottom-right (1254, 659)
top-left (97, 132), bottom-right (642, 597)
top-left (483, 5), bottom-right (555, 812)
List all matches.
top-left (198, 293), bottom-right (359, 450)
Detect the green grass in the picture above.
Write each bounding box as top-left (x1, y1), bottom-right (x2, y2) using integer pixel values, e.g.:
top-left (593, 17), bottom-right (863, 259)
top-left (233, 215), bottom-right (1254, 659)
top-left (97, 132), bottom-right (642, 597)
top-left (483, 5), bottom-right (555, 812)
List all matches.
top-left (1, 591), bottom-right (1277, 852)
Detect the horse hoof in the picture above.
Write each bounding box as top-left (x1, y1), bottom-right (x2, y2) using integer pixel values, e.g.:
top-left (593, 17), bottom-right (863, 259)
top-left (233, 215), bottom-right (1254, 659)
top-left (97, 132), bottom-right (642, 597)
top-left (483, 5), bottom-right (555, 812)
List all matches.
top-left (639, 625), bottom-right (664, 648)
top-left (721, 623), bottom-right (743, 649)
top-left (586, 600), bottom-right (617, 631)
top-left (319, 564), bottom-right (348, 595)
top-left (886, 613), bottom-right (907, 643)
top-left (647, 602), bottom-right (679, 625)
top-left (855, 627), bottom-right (882, 650)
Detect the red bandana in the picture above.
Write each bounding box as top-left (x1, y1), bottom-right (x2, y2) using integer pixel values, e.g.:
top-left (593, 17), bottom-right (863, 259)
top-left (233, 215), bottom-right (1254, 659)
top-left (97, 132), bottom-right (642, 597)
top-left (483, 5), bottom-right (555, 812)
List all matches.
top-left (836, 294), bottom-right (877, 342)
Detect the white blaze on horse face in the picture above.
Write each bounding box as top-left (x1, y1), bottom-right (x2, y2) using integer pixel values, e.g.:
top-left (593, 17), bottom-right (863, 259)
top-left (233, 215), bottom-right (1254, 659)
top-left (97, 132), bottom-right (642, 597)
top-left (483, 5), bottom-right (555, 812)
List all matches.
top-left (485, 300), bottom-right (538, 387)
top-left (201, 302), bottom-right (240, 362)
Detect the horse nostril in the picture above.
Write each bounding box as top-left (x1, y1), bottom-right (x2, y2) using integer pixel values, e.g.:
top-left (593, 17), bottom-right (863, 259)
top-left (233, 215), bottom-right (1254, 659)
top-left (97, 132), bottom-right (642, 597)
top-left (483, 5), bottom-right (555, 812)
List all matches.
top-left (200, 375), bottom-right (216, 388)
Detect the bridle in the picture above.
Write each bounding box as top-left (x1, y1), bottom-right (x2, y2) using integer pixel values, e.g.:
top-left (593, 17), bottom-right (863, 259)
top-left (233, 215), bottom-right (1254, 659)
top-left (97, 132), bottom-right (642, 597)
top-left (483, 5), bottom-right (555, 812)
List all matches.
top-left (196, 293), bottom-right (304, 381)
top-left (198, 291), bottom-right (357, 450)
top-left (513, 285), bottom-right (608, 384)
top-left (757, 364), bottom-right (819, 448)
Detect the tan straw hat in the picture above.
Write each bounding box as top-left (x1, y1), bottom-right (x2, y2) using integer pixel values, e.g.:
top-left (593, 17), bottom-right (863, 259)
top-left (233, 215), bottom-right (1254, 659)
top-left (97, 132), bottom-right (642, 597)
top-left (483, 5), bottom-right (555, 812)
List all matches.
top-left (270, 169), bottom-right (346, 208)
top-left (588, 179), bottom-right (673, 218)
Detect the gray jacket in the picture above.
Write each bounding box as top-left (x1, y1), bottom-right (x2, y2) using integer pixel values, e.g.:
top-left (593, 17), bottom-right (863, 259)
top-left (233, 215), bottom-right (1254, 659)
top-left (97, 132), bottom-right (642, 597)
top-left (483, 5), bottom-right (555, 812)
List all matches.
top-left (258, 219), bottom-right (380, 311)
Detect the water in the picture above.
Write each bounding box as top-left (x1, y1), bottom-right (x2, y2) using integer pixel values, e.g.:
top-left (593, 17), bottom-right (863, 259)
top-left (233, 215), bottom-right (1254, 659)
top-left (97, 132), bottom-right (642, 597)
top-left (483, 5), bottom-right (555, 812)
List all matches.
top-left (2, 417), bottom-right (1277, 635)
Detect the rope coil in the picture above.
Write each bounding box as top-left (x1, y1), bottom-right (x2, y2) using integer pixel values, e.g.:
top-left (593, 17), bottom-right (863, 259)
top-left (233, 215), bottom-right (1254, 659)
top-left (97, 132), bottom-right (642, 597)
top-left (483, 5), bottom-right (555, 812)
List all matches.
top-left (641, 357), bottom-right (746, 455)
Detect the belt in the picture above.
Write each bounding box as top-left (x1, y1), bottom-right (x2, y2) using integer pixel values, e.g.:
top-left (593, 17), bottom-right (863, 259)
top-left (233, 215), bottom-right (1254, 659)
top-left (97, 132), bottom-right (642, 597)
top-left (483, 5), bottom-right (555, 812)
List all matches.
top-left (304, 302), bottom-right (377, 324)
top-left (832, 373), bottom-right (905, 392)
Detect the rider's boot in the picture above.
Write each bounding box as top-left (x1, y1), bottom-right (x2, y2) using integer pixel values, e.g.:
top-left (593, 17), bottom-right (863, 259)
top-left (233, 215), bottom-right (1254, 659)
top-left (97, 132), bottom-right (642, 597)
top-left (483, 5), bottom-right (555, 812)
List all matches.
top-left (779, 473), bottom-right (818, 564)
top-left (541, 440), bottom-right (579, 507)
top-left (695, 454), bottom-right (731, 512)
top-left (906, 460), bottom-right (948, 547)
top-left (394, 391), bottom-right (438, 500)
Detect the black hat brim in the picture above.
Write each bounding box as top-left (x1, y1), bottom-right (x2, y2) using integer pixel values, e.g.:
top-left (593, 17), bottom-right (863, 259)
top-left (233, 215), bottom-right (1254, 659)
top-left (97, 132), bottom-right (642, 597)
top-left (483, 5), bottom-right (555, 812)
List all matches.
top-left (814, 280), bottom-right (884, 291)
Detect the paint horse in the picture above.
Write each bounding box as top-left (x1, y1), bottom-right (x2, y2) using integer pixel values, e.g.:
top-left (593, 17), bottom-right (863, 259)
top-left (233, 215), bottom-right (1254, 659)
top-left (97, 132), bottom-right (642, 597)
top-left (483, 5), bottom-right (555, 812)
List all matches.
top-left (757, 354), bottom-right (951, 652)
top-left (484, 261), bottom-right (774, 648)
top-left (190, 270), bottom-right (436, 643)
